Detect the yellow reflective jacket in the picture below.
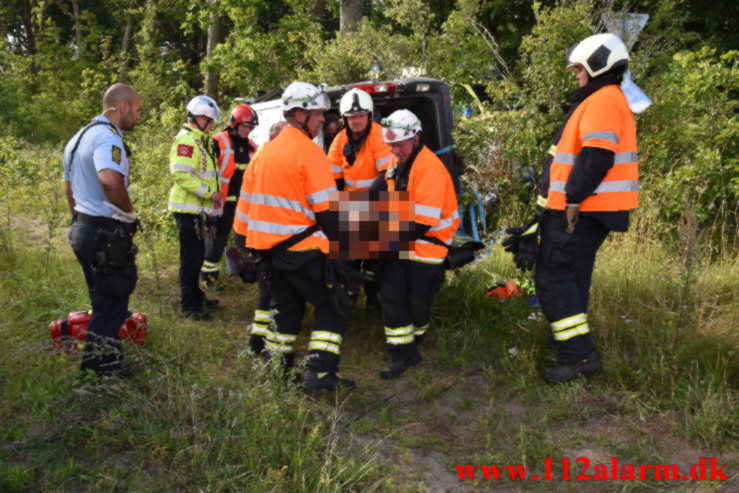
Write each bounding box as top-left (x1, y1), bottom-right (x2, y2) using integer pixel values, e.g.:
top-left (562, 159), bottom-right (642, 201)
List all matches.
top-left (167, 125), bottom-right (220, 215)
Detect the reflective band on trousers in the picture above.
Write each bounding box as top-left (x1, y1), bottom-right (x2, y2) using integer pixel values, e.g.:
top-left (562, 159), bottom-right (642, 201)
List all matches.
top-left (201, 260), bottom-right (219, 272)
top-left (549, 180), bottom-right (639, 194)
top-left (249, 192), bottom-right (316, 219)
top-left (385, 325), bottom-right (414, 345)
top-left (254, 310), bottom-right (271, 322)
top-left (413, 324), bottom-right (429, 336)
top-left (308, 341), bottom-right (340, 354)
top-left (251, 324), bottom-right (271, 336)
top-left (311, 331), bottom-right (343, 344)
top-left (551, 313), bottom-right (590, 341)
top-left (582, 131), bottom-right (619, 144)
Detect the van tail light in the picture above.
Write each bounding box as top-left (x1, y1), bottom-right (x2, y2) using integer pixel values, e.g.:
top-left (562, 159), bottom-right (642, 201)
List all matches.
top-left (351, 83), bottom-right (396, 94)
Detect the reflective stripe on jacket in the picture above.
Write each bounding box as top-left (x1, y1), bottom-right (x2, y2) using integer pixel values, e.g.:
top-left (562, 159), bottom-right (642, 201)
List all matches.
top-left (233, 144), bottom-right (268, 236)
top-left (168, 126), bottom-right (219, 215)
top-left (245, 125), bottom-right (335, 252)
top-left (547, 85), bottom-right (638, 211)
top-left (327, 121), bottom-right (393, 191)
top-left (387, 146), bottom-right (460, 263)
top-left (213, 130), bottom-right (256, 202)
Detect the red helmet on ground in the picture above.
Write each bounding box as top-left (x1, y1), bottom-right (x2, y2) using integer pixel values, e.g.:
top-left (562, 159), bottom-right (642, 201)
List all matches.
top-left (230, 104), bottom-right (258, 128)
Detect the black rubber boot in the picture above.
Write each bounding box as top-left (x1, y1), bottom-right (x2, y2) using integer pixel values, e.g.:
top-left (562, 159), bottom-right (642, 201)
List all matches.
top-left (380, 352), bottom-right (422, 379)
top-left (542, 351), bottom-right (603, 383)
top-left (248, 332), bottom-right (266, 356)
top-left (204, 297), bottom-right (220, 310)
top-left (303, 369), bottom-right (356, 391)
top-left (182, 308), bottom-right (211, 321)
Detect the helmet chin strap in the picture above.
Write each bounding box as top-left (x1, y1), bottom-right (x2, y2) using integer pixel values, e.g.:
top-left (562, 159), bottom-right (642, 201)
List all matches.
top-left (192, 115), bottom-right (211, 133)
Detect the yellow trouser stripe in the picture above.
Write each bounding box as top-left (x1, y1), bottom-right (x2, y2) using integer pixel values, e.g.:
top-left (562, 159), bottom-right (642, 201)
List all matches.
top-left (384, 325), bottom-right (413, 336)
top-left (310, 331), bottom-right (342, 344)
top-left (551, 313), bottom-right (587, 331)
top-left (254, 310), bottom-right (271, 322)
top-left (413, 324), bottom-right (429, 336)
top-left (387, 335), bottom-right (415, 345)
top-left (250, 324), bottom-right (270, 336)
top-left (265, 340), bottom-right (294, 353)
top-left (308, 341), bottom-right (340, 354)
top-left (553, 323), bottom-right (590, 341)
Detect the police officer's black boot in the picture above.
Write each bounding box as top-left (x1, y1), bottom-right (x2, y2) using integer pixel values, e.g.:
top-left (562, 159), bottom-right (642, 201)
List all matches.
top-left (542, 351), bottom-right (602, 383)
top-left (303, 369), bottom-right (356, 391)
top-left (380, 351), bottom-right (422, 379)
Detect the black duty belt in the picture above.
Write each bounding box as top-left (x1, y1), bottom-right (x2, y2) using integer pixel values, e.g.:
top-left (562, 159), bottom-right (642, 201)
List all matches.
top-left (76, 212), bottom-right (121, 229)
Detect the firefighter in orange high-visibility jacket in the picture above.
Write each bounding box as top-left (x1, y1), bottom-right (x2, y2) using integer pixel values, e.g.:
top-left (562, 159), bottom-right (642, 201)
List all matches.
top-left (503, 33), bottom-right (641, 383)
top-left (199, 104), bottom-right (258, 293)
top-left (374, 109), bottom-right (460, 379)
top-left (327, 88), bottom-right (393, 310)
top-left (245, 82), bottom-right (355, 392)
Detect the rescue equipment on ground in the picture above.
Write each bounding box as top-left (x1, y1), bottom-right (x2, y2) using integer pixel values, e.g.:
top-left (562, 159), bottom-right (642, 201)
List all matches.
top-left (50, 311), bottom-right (147, 353)
top-left (484, 281), bottom-right (522, 302)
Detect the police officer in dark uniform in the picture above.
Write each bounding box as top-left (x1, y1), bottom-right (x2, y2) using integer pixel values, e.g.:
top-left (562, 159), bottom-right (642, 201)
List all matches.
top-left (63, 83), bottom-right (142, 377)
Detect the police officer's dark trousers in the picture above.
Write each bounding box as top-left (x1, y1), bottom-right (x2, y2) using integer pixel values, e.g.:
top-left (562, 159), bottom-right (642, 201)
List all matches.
top-left (268, 253), bottom-right (348, 372)
top-left (69, 217), bottom-right (137, 375)
top-left (379, 259), bottom-right (445, 360)
top-left (203, 201), bottom-right (236, 268)
top-left (534, 214), bottom-right (609, 363)
top-left (174, 212), bottom-right (206, 312)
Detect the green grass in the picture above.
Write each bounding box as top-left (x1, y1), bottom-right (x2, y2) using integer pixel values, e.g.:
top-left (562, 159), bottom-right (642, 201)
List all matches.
top-left (0, 183), bottom-right (737, 491)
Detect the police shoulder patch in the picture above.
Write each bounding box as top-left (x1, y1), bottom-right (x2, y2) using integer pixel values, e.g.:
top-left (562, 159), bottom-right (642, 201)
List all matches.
top-left (112, 145), bottom-right (122, 164)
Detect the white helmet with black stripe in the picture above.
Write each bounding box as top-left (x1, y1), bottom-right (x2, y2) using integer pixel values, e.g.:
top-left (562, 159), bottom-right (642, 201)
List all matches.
top-left (566, 33), bottom-right (629, 78)
top-left (339, 88), bottom-right (374, 117)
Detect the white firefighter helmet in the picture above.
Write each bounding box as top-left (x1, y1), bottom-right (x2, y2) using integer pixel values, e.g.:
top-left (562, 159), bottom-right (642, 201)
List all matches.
top-left (339, 88), bottom-right (374, 116)
top-left (566, 33), bottom-right (629, 78)
top-left (281, 82), bottom-right (330, 113)
top-left (186, 95), bottom-right (220, 121)
top-left (381, 109), bottom-right (422, 143)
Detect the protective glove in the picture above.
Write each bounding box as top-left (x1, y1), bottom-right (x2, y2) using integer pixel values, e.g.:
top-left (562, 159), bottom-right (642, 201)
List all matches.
top-left (502, 215), bottom-right (540, 272)
top-left (103, 201), bottom-right (137, 223)
top-left (565, 203), bottom-right (579, 234)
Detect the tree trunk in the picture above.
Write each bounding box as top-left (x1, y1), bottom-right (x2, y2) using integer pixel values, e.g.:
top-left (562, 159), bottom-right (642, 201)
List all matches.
top-left (71, 0), bottom-right (83, 52)
top-left (339, 0), bottom-right (362, 32)
top-left (309, 0), bottom-right (326, 21)
top-left (204, 6), bottom-right (224, 100)
top-left (21, 0), bottom-right (36, 55)
top-left (119, 6), bottom-right (135, 81)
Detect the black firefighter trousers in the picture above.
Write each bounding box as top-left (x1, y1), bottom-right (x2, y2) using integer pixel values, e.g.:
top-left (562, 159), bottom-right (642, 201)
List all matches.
top-left (202, 201), bottom-right (236, 276)
top-left (174, 212), bottom-right (207, 312)
top-left (534, 214), bottom-right (609, 364)
top-left (268, 253), bottom-right (348, 373)
top-left (379, 259), bottom-right (445, 360)
top-left (69, 219), bottom-right (137, 375)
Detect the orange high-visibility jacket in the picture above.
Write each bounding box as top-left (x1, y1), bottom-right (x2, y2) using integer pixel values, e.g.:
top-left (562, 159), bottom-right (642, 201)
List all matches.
top-left (245, 125), bottom-right (336, 253)
top-left (387, 146), bottom-right (460, 264)
top-left (327, 121), bottom-right (393, 191)
top-left (212, 130), bottom-right (257, 203)
top-left (547, 84), bottom-right (638, 211)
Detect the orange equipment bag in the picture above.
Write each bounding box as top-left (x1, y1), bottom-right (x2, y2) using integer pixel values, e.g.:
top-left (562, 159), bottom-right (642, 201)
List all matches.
top-left (484, 281), bottom-right (522, 302)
